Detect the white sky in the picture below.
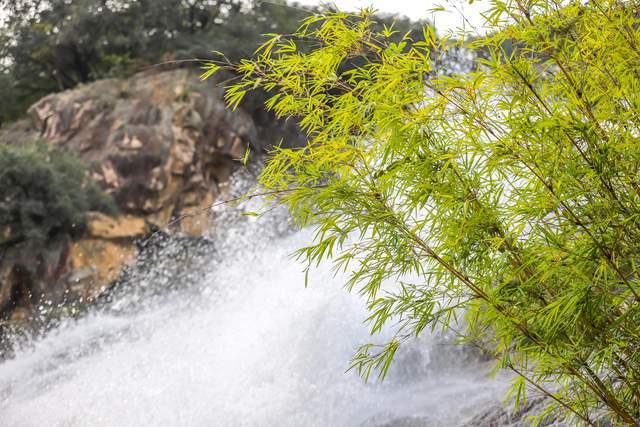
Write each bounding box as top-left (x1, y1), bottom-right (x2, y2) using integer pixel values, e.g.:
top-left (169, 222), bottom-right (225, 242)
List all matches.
top-left (293, 0), bottom-right (491, 35)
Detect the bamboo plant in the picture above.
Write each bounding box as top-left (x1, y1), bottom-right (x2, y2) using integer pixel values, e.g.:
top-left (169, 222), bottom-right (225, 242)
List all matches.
top-left (204, 1), bottom-right (640, 424)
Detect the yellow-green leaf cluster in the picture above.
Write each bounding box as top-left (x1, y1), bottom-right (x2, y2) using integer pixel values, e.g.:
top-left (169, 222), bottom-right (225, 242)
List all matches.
top-left (210, 2), bottom-right (640, 424)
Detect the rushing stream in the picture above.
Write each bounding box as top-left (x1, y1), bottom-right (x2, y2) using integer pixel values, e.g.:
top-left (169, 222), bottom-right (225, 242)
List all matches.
top-left (0, 173), bottom-right (509, 426)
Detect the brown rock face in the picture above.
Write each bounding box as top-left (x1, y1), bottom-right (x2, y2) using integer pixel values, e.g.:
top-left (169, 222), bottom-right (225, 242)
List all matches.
top-left (26, 69), bottom-right (259, 224)
top-left (0, 68), bottom-right (302, 321)
top-left (67, 238), bottom-right (138, 300)
top-left (86, 213), bottom-right (148, 240)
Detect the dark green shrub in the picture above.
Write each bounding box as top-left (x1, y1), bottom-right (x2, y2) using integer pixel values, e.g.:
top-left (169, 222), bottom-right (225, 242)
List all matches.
top-left (0, 141), bottom-right (117, 244)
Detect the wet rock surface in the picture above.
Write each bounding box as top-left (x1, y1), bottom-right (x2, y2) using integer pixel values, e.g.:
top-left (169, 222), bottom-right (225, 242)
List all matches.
top-left (461, 396), bottom-right (559, 427)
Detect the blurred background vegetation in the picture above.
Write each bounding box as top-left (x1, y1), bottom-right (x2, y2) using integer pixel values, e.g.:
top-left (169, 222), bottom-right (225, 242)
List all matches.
top-left (0, 0), bottom-right (307, 125)
top-left (0, 0), bottom-right (425, 127)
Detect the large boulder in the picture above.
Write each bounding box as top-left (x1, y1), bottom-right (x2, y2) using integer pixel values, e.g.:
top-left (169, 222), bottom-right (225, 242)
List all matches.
top-left (0, 68), bottom-right (301, 321)
top-left (24, 69), bottom-right (261, 224)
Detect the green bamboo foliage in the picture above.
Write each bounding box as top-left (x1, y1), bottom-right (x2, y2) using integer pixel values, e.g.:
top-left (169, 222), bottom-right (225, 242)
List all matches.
top-left (205, 1), bottom-right (640, 424)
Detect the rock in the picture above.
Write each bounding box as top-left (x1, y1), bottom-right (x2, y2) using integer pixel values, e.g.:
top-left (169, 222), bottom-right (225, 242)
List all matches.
top-left (87, 212), bottom-right (148, 240)
top-left (0, 266), bottom-right (14, 316)
top-left (362, 416), bottom-right (431, 427)
top-left (19, 69), bottom-right (262, 223)
top-left (177, 191), bottom-right (216, 237)
top-left (461, 396), bottom-right (558, 427)
top-left (67, 238), bottom-right (138, 300)
top-left (0, 230), bottom-right (143, 320)
top-left (0, 67), bottom-right (304, 322)
top-left (0, 234), bottom-right (71, 318)
top-left (9, 307), bottom-right (30, 322)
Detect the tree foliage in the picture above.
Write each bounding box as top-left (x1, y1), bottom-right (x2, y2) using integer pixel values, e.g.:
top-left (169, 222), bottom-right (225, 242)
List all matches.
top-left (0, 0), bottom-right (313, 125)
top-left (208, 1), bottom-right (640, 424)
top-left (0, 0), bottom-right (428, 126)
top-left (0, 141), bottom-right (117, 245)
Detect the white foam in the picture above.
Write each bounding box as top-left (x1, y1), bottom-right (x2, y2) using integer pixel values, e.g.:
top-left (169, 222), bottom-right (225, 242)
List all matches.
top-left (0, 178), bottom-right (507, 426)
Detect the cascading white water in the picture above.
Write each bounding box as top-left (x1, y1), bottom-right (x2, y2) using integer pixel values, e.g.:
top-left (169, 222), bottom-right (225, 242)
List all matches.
top-left (0, 173), bottom-right (509, 427)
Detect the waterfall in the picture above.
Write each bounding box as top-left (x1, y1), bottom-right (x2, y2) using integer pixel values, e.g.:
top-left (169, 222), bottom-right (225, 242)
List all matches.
top-left (0, 171), bottom-right (508, 427)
